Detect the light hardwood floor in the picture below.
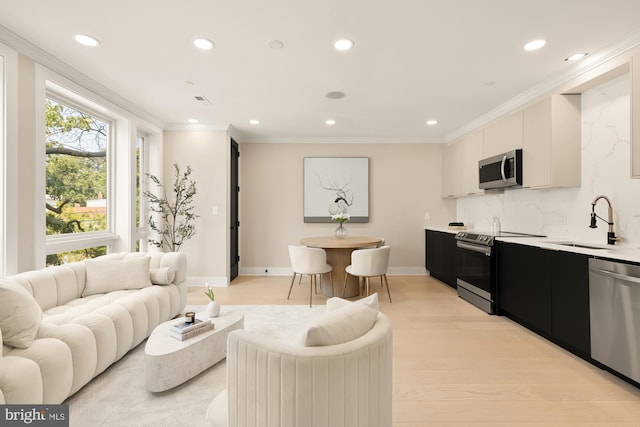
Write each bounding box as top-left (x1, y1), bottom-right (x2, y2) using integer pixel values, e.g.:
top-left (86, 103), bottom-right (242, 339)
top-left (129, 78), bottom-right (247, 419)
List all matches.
top-left (187, 275), bottom-right (640, 426)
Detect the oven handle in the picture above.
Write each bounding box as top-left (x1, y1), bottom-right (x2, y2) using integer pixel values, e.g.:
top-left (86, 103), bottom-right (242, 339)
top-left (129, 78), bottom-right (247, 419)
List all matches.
top-left (456, 241), bottom-right (492, 256)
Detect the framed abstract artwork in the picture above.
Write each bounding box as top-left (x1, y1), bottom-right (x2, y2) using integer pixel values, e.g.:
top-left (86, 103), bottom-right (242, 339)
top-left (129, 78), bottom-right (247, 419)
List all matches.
top-left (303, 157), bottom-right (369, 223)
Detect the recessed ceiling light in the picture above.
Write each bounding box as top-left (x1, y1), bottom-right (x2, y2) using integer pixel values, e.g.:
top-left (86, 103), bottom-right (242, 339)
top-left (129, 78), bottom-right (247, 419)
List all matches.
top-left (249, 119), bottom-right (260, 125)
top-left (334, 39), bottom-right (354, 51)
top-left (193, 38), bottom-right (214, 50)
top-left (325, 119), bottom-right (336, 126)
top-left (326, 91), bottom-right (346, 99)
top-left (426, 119), bottom-right (438, 126)
top-left (187, 119), bottom-right (199, 124)
top-left (524, 39), bottom-right (546, 51)
top-left (565, 52), bottom-right (588, 61)
top-left (74, 34), bottom-right (100, 47)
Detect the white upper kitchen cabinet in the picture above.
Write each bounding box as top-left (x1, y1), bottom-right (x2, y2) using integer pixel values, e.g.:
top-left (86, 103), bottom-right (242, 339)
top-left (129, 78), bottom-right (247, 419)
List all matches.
top-left (482, 110), bottom-right (523, 158)
top-left (522, 94), bottom-right (581, 189)
top-left (460, 129), bottom-right (483, 196)
top-left (442, 128), bottom-right (483, 198)
top-left (441, 139), bottom-right (462, 198)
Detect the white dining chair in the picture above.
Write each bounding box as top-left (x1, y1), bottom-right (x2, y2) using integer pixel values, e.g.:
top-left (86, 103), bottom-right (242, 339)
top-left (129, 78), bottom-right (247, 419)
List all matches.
top-left (343, 246), bottom-right (392, 302)
top-left (287, 245), bottom-right (334, 307)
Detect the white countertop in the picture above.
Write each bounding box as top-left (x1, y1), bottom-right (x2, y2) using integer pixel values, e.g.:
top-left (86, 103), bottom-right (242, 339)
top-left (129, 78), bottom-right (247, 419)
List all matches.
top-left (496, 236), bottom-right (640, 264)
top-left (425, 226), bottom-right (640, 264)
top-left (425, 226), bottom-right (461, 235)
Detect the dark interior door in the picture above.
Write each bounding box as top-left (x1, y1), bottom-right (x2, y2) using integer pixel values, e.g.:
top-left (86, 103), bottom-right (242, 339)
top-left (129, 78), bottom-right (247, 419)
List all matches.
top-left (230, 138), bottom-right (239, 281)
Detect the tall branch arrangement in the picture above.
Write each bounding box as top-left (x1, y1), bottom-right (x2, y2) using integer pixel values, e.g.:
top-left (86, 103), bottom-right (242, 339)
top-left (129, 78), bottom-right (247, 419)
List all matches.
top-left (144, 164), bottom-right (199, 252)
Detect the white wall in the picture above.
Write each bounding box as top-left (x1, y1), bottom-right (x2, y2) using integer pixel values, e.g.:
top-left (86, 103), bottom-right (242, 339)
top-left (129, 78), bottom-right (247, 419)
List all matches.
top-left (238, 142), bottom-right (455, 274)
top-left (457, 73), bottom-right (640, 246)
top-left (163, 129), bottom-right (230, 284)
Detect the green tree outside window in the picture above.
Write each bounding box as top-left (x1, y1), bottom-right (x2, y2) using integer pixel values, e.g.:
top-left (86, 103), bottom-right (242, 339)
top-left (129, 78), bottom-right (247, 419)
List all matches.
top-left (45, 98), bottom-right (108, 264)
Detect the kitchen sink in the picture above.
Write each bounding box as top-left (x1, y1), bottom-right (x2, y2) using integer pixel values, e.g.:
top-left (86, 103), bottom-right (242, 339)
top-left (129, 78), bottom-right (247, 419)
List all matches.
top-left (547, 241), bottom-right (610, 250)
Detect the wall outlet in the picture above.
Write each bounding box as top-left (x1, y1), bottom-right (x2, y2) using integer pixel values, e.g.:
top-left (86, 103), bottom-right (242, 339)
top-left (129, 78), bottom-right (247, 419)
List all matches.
top-left (211, 206), bottom-right (219, 215)
top-left (424, 211), bottom-right (431, 221)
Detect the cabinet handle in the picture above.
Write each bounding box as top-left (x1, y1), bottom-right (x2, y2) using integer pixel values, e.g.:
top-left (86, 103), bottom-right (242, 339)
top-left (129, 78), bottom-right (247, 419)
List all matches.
top-left (590, 267), bottom-right (640, 287)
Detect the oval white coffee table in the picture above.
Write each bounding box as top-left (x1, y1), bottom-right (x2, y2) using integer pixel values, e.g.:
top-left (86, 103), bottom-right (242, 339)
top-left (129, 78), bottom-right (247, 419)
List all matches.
top-left (144, 310), bottom-right (244, 392)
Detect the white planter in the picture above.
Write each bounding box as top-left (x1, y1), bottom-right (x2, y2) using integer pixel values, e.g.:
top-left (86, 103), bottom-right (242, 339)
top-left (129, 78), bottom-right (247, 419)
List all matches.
top-left (206, 301), bottom-right (220, 318)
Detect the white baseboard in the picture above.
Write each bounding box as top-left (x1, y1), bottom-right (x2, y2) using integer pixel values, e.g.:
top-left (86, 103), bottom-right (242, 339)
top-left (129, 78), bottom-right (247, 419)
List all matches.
top-left (239, 267), bottom-right (292, 276)
top-left (187, 276), bottom-right (229, 287)
top-left (239, 267), bottom-right (427, 276)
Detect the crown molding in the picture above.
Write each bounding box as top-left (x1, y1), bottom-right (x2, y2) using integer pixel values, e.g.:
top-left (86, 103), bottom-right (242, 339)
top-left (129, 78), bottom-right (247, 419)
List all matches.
top-left (446, 27), bottom-right (640, 142)
top-left (0, 24), bottom-right (164, 129)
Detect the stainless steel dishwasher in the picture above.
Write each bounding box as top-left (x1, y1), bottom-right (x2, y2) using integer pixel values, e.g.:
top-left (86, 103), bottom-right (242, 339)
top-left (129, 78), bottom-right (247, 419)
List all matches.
top-left (589, 258), bottom-right (640, 383)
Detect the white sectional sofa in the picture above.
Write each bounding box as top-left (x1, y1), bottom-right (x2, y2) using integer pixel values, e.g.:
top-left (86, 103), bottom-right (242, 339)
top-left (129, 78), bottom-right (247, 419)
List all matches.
top-left (0, 251), bottom-right (187, 404)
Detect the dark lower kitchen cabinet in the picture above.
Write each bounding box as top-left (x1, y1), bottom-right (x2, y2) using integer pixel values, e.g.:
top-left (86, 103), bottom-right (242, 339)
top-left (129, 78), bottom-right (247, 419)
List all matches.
top-left (549, 251), bottom-right (590, 357)
top-left (425, 229), bottom-right (457, 288)
top-left (497, 242), bottom-right (551, 335)
top-left (497, 241), bottom-right (591, 359)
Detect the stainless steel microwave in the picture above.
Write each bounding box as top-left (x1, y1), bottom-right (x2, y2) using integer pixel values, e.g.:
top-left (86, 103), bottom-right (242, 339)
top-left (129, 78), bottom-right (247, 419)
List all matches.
top-left (478, 149), bottom-right (522, 190)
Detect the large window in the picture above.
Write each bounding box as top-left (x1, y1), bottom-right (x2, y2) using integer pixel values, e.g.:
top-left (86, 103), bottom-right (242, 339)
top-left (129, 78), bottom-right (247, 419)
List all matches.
top-left (45, 97), bottom-right (109, 264)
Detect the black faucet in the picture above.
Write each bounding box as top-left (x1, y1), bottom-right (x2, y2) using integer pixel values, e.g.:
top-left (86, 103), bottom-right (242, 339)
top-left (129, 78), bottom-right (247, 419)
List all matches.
top-left (589, 195), bottom-right (618, 245)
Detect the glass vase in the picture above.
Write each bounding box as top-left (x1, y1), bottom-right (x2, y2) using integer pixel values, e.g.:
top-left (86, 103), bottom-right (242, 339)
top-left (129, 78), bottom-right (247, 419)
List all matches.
top-left (335, 223), bottom-right (348, 238)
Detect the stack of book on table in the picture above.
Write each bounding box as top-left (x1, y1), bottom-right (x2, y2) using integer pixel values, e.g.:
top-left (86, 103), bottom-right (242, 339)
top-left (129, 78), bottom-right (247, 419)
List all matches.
top-left (169, 317), bottom-right (213, 341)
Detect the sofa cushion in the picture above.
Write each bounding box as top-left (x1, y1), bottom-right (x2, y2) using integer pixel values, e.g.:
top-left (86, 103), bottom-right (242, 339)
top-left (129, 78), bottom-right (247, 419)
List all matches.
top-left (83, 256), bottom-right (152, 297)
top-left (0, 279), bottom-right (43, 348)
top-left (302, 303), bottom-right (378, 347)
top-left (0, 355), bottom-right (44, 404)
top-left (326, 293), bottom-right (379, 313)
top-left (149, 267), bottom-right (175, 285)
top-left (37, 323), bottom-right (97, 395)
top-left (5, 337), bottom-right (73, 404)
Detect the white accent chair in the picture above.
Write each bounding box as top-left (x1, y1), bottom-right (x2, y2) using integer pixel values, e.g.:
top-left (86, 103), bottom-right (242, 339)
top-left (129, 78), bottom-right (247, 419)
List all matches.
top-left (287, 245), bottom-right (334, 307)
top-left (205, 311), bottom-right (393, 427)
top-left (343, 246), bottom-right (392, 302)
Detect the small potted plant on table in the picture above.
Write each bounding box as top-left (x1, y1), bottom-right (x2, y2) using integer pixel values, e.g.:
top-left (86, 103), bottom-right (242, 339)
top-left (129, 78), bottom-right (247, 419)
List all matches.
top-left (204, 286), bottom-right (220, 317)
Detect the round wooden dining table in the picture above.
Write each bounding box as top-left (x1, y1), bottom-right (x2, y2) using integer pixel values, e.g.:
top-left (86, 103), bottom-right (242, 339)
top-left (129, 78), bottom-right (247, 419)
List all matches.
top-left (299, 236), bottom-right (383, 298)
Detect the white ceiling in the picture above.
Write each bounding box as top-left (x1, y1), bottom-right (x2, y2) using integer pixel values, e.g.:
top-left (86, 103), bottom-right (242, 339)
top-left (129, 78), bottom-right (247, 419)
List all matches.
top-left (2, 0), bottom-right (640, 142)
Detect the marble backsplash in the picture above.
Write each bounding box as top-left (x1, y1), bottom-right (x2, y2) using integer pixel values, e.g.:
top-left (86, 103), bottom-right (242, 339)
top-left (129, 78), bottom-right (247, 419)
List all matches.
top-left (456, 73), bottom-right (640, 247)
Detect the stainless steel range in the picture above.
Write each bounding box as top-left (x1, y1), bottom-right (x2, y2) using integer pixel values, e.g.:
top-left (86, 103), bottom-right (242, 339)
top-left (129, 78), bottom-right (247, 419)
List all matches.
top-left (455, 230), bottom-right (547, 314)
top-left (455, 232), bottom-right (496, 314)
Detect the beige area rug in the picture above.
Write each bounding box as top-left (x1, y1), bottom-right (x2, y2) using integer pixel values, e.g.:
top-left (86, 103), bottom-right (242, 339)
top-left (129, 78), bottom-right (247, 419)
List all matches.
top-left (64, 304), bottom-right (325, 427)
